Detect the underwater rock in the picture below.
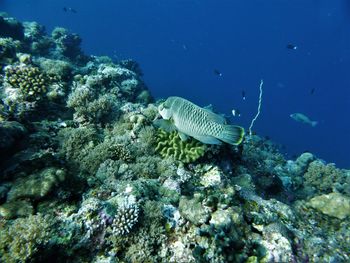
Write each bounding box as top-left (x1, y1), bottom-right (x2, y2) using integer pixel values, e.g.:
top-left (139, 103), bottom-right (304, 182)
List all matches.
top-left (0, 199), bottom-right (33, 219)
top-left (307, 192), bottom-right (350, 219)
top-left (0, 14), bottom-right (24, 40)
top-left (179, 195), bottom-right (210, 226)
top-left (209, 208), bottom-right (233, 229)
top-left (200, 166), bottom-right (222, 188)
top-left (7, 167), bottom-right (66, 201)
top-left (296, 152), bottom-right (314, 168)
top-left (260, 231), bottom-right (294, 263)
top-left (0, 121), bottom-right (27, 156)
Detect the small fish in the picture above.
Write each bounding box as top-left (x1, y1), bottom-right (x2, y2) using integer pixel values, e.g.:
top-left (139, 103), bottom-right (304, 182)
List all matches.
top-left (156, 96), bottom-right (245, 145)
top-left (287, 44), bottom-right (297, 50)
top-left (63, 7), bottom-right (77, 13)
top-left (290, 113), bottom-right (318, 127)
top-left (310, 88), bottom-right (315, 95)
top-left (231, 108), bottom-right (241, 117)
top-left (241, 90), bottom-right (246, 100)
top-left (214, 69), bottom-right (223, 77)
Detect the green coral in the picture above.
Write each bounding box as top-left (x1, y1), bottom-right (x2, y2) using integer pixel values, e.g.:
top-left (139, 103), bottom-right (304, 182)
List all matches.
top-left (155, 129), bottom-right (206, 163)
top-left (0, 214), bottom-right (53, 263)
top-left (4, 65), bottom-right (56, 100)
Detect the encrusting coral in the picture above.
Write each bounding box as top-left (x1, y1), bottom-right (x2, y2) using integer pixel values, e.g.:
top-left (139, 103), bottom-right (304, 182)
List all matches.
top-left (155, 129), bottom-right (207, 163)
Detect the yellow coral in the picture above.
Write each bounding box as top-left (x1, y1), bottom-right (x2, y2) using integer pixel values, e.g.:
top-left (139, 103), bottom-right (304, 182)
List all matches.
top-left (4, 65), bottom-right (56, 100)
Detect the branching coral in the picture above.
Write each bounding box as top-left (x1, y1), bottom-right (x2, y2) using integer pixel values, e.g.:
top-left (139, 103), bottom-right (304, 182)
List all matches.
top-left (155, 129), bottom-right (206, 163)
top-left (111, 202), bottom-right (139, 236)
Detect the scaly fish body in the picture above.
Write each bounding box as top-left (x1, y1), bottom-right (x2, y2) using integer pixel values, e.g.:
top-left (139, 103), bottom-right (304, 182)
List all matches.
top-left (158, 96), bottom-right (245, 145)
top-left (290, 113), bottom-right (318, 127)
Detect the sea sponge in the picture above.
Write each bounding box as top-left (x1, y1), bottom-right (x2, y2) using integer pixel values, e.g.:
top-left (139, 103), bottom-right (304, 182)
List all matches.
top-left (155, 129), bottom-right (206, 163)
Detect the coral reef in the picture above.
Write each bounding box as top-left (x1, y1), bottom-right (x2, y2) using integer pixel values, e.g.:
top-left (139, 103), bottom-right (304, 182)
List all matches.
top-left (0, 13), bottom-right (349, 263)
top-left (155, 129), bottom-right (207, 163)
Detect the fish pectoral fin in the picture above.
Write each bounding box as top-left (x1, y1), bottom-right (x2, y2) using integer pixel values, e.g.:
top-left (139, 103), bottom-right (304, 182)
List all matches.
top-left (178, 132), bottom-right (189, 141)
top-left (193, 135), bottom-right (222, 145)
top-left (153, 119), bottom-right (176, 132)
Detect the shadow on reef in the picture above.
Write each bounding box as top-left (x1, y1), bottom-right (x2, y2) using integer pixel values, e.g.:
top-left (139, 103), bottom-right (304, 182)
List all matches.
top-left (1, 13), bottom-right (350, 263)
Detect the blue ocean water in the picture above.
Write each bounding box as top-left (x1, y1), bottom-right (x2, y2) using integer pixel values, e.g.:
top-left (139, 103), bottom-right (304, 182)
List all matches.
top-left (1, 0), bottom-right (349, 168)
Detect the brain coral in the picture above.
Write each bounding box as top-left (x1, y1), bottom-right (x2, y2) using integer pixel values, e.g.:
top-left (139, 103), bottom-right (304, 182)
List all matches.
top-left (155, 129), bottom-right (206, 163)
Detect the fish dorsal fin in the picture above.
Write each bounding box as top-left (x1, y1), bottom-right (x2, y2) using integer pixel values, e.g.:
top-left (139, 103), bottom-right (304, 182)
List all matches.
top-left (202, 108), bottom-right (226, 124)
top-left (203, 104), bottom-right (214, 111)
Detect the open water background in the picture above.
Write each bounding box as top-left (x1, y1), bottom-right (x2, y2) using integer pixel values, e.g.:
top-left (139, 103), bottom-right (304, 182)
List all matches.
top-left (1, 0), bottom-right (349, 168)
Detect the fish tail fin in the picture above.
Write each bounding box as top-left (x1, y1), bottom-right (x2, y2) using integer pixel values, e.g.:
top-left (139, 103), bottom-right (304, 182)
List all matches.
top-left (218, 125), bottom-right (245, 145)
top-left (311, 121), bottom-right (318, 127)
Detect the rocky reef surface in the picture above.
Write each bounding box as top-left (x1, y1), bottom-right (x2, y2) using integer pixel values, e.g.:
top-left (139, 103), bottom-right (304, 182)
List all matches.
top-left (0, 13), bottom-right (349, 263)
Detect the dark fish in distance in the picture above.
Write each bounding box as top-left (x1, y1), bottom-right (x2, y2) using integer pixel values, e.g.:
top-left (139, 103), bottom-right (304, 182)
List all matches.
top-left (214, 69), bottom-right (223, 77)
top-left (63, 7), bottom-right (77, 13)
top-left (310, 88), bottom-right (315, 95)
top-left (287, 44), bottom-right (297, 50)
top-left (241, 90), bottom-right (246, 100)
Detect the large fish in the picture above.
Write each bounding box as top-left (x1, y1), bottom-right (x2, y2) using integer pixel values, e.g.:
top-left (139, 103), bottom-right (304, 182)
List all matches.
top-left (290, 113), bottom-right (318, 127)
top-left (156, 96), bottom-right (245, 145)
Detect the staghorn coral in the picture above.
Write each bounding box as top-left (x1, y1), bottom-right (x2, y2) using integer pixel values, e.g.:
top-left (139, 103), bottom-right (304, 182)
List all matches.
top-left (155, 129), bottom-right (207, 163)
